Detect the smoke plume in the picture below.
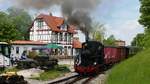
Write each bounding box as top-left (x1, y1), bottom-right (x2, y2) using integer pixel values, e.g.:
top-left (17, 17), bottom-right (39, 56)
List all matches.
top-left (14, 0), bottom-right (100, 36)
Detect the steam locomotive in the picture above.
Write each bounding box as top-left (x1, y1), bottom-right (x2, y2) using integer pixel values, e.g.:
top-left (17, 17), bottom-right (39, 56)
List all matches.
top-left (74, 41), bottom-right (136, 75)
top-left (74, 41), bottom-right (104, 75)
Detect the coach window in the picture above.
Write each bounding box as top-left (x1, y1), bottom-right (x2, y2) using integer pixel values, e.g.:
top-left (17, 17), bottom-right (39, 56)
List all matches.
top-left (16, 47), bottom-right (19, 54)
top-left (0, 45), bottom-right (2, 53)
top-left (4, 46), bottom-right (9, 56)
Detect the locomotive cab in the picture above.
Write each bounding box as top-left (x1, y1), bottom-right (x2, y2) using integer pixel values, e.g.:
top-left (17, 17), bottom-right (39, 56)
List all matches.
top-left (74, 41), bottom-right (104, 75)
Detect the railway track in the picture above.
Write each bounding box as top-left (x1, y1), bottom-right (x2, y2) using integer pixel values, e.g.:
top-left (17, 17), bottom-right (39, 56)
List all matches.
top-left (48, 73), bottom-right (79, 84)
top-left (48, 73), bottom-right (101, 84)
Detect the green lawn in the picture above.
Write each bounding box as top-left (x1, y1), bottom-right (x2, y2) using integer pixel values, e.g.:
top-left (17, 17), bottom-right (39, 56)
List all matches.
top-left (0, 67), bottom-right (20, 74)
top-left (32, 65), bottom-right (70, 81)
top-left (106, 48), bottom-right (150, 84)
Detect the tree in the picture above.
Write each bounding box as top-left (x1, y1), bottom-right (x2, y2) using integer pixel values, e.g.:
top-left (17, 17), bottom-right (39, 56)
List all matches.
top-left (7, 7), bottom-right (32, 40)
top-left (131, 33), bottom-right (144, 47)
top-left (139, 0), bottom-right (150, 30)
top-left (103, 35), bottom-right (116, 46)
top-left (0, 12), bottom-right (20, 42)
top-left (90, 22), bottom-right (105, 42)
top-left (139, 0), bottom-right (150, 48)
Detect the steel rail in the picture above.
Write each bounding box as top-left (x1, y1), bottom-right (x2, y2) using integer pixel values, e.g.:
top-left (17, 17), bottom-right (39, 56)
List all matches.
top-left (48, 74), bottom-right (79, 84)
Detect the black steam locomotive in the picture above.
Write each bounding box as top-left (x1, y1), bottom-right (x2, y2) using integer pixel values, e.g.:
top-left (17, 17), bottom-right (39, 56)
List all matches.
top-left (74, 41), bottom-right (104, 75)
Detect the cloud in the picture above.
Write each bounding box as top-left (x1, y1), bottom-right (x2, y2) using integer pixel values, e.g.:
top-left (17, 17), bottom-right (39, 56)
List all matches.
top-left (0, 0), bottom-right (4, 3)
top-left (93, 0), bottom-right (143, 45)
top-left (105, 20), bottom-right (144, 45)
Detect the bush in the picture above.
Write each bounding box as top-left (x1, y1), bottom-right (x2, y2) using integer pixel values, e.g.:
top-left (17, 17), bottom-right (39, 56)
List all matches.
top-left (28, 51), bottom-right (38, 59)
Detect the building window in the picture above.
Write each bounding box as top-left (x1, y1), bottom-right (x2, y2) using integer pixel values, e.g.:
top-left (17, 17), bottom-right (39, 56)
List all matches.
top-left (55, 33), bottom-right (58, 43)
top-left (24, 47), bottom-right (27, 51)
top-left (16, 47), bottom-right (19, 54)
top-left (11, 46), bottom-right (14, 50)
top-left (59, 33), bottom-right (63, 41)
top-left (68, 33), bottom-right (72, 43)
top-left (37, 19), bottom-right (43, 28)
top-left (61, 24), bottom-right (67, 31)
top-left (64, 46), bottom-right (67, 55)
top-left (51, 32), bottom-right (55, 42)
top-left (64, 33), bottom-right (67, 42)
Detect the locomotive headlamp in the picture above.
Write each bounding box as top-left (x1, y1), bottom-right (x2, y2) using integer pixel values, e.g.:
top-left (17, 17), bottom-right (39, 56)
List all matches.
top-left (94, 62), bottom-right (97, 65)
top-left (84, 44), bottom-right (87, 47)
top-left (83, 44), bottom-right (87, 48)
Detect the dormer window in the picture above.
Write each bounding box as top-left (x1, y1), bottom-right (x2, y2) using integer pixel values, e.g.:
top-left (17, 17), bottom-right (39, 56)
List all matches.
top-left (37, 19), bottom-right (43, 28)
top-left (60, 24), bottom-right (67, 31)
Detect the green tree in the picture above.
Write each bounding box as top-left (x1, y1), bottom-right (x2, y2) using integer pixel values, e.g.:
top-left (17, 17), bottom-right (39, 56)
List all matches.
top-left (7, 7), bottom-right (32, 40)
top-left (90, 22), bottom-right (105, 42)
top-left (0, 12), bottom-right (20, 42)
top-left (139, 0), bottom-right (150, 48)
top-left (139, 0), bottom-right (150, 29)
top-left (103, 35), bottom-right (116, 46)
top-left (131, 33), bottom-right (144, 47)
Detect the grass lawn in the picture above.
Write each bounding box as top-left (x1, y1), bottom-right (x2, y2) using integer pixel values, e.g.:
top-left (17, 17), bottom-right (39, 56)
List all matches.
top-left (106, 48), bottom-right (150, 84)
top-left (4, 67), bottom-right (20, 72)
top-left (32, 65), bottom-right (70, 81)
top-left (0, 67), bottom-right (20, 74)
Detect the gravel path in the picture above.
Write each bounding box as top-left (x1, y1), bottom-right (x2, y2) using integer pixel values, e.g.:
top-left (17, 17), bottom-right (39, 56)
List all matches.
top-left (89, 73), bottom-right (107, 84)
top-left (17, 68), bottom-right (44, 78)
top-left (25, 78), bottom-right (46, 84)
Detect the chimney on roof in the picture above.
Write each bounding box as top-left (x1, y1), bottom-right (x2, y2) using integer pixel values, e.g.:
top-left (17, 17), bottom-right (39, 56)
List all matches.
top-left (49, 12), bottom-right (52, 16)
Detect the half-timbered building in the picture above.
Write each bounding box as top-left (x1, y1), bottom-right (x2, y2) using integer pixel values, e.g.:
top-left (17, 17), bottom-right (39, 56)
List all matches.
top-left (29, 14), bottom-right (76, 56)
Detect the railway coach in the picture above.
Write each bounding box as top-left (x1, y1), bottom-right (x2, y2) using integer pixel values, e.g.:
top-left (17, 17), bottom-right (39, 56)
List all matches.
top-left (104, 46), bottom-right (129, 65)
top-left (74, 41), bottom-right (133, 75)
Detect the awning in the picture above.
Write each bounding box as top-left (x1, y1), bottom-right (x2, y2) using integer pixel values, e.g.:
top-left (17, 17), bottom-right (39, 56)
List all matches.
top-left (32, 47), bottom-right (47, 50)
top-left (44, 43), bottom-right (63, 49)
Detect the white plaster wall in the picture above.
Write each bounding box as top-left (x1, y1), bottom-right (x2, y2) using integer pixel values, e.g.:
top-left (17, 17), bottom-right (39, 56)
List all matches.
top-left (11, 45), bottom-right (44, 59)
top-left (30, 20), bottom-right (52, 42)
top-left (74, 30), bottom-right (85, 43)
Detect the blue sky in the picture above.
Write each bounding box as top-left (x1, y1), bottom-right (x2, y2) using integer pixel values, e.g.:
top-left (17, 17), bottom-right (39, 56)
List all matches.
top-left (0, 0), bottom-right (144, 45)
top-left (92, 0), bottom-right (144, 45)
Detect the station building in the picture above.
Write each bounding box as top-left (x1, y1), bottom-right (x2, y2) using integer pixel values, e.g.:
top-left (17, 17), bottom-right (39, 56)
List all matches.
top-left (29, 14), bottom-right (83, 56)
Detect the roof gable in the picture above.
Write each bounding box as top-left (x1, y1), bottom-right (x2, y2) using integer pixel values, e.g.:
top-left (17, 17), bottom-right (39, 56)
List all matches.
top-left (36, 14), bottom-right (63, 32)
top-left (34, 14), bottom-right (76, 33)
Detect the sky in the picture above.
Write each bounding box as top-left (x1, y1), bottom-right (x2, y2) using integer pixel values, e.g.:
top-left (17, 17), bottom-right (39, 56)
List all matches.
top-left (0, 0), bottom-right (144, 45)
top-left (92, 0), bottom-right (144, 45)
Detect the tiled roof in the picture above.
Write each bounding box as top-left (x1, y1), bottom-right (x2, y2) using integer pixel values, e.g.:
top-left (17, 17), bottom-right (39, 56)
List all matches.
top-left (11, 40), bottom-right (47, 45)
top-left (36, 14), bottom-right (62, 32)
top-left (35, 14), bottom-right (76, 33)
top-left (73, 39), bottom-right (82, 48)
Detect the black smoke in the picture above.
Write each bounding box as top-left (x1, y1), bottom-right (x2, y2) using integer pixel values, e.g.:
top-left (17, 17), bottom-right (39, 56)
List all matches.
top-left (14, 0), bottom-right (101, 38)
